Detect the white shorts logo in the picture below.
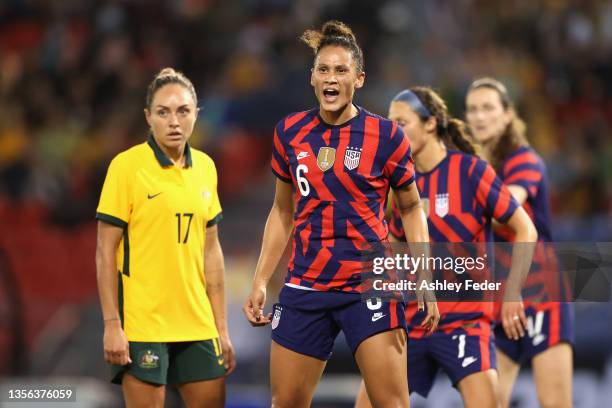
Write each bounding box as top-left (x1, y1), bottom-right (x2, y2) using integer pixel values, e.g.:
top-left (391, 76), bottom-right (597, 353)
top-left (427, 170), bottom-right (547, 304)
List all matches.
top-left (271, 307), bottom-right (282, 330)
top-left (435, 193), bottom-right (449, 217)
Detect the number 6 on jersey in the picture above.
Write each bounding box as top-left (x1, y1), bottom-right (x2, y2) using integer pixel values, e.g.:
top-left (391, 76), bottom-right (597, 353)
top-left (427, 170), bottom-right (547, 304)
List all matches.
top-left (296, 164), bottom-right (310, 196)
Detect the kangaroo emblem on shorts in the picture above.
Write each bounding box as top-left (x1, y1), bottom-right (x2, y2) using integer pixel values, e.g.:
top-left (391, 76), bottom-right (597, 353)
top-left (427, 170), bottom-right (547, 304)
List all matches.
top-left (139, 350), bottom-right (160, 369)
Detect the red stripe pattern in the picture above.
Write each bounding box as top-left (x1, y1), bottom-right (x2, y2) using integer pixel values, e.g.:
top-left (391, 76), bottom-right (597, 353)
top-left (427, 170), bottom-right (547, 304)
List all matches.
top-left (270, 107), bottom-right (415, 292)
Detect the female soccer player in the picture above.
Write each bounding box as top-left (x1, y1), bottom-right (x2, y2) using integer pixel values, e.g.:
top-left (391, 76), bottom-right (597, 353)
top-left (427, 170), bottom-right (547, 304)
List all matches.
top-left (466, 77), bottom-right (574, 408)
top-left (355, 86), bottom-right (537, 408)
top-left (242, 21), bottom-right (439, 408)
top-left (96, 68), bottom-right (235, 408)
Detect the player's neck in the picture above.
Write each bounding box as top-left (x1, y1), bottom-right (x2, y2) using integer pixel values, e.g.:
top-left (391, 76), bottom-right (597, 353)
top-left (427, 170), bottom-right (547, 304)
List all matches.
top-left (160, 144), bottom-right (186, 167)
top-left (479, 138), bottom-right (497, 162)
top-left (415, 140), bottom-right (447, 173)
top-left (319, 103), bottom-right (358, 126)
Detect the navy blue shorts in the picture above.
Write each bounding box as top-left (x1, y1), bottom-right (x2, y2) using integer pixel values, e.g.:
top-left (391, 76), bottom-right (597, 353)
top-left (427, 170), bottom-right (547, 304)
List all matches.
top-left (271, 285), bottom-right (406, 360)
top-left (408, 320), bottom-right (496, 398)
top-left (495, 302), bottom-right (574, 363)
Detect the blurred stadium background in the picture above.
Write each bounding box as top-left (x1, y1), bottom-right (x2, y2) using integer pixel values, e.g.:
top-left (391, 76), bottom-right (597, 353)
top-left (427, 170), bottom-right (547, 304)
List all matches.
top-left (0, 0), bottom-right (611, 407)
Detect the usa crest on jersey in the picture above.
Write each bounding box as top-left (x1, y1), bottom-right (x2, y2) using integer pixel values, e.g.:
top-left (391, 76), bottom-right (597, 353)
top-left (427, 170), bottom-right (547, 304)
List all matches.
top-left (317, 147), bottom-right (336, 171)
top-left (435, 193), bottom-right (449, 217)
top-left (344, 147), bottom-right (362, 170)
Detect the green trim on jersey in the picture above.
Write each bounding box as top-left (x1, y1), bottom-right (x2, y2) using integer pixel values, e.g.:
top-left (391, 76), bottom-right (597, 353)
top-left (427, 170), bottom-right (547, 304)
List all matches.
top-left (147, 135), bottom-right (193, 168)
top-left (96, 139), bottom-right (222, 342)
top-left (96, 212), bottom-right (127, 229)
top-left (206, 212), bottom-right (223, 228)
top-left (122, 228), bottom-right (130, 276)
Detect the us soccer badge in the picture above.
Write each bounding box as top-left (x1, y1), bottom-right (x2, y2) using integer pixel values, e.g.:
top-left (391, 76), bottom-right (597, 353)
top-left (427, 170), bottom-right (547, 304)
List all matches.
top-left (344, 146), bottom-right (362, 170)
top-left (435, 193), bottom-right (449, 217)
top-left (317, 147), bottom-right (336, 171)
top-left (271, 305), bottom-right (282, 330)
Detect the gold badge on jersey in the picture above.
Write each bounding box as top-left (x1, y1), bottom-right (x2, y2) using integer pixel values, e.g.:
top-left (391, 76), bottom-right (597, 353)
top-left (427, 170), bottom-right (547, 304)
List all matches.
top-left (317, 147), bottom-right (336, 171)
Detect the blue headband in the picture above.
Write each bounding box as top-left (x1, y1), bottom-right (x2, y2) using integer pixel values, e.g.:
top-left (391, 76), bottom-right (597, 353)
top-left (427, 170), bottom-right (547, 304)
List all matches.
top-left (392, 89), bottom-right (431, 118)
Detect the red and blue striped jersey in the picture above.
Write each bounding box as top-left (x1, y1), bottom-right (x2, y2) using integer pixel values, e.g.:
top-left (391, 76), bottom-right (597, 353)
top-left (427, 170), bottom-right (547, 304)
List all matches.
top-left (388, 150), bottom-right (520, 335)
top-left (493, 146), bottom-right (551, 242)
top-left (493, 146), bottom-right (565, 307)
top-left (271, 106), bottom-right (415, 293)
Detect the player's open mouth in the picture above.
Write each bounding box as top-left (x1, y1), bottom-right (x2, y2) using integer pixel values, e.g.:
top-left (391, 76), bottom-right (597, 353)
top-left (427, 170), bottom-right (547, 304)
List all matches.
top-left (168, 131), bottom-right (182, 138)
top-left (323, 88), bottom-right (340, 102)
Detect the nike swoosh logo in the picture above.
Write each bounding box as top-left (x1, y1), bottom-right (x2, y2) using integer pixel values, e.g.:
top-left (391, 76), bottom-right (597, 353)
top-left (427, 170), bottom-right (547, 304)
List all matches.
top-left (371, 314), bottom-right (386, 322)
top-left (297, 151), bottom-right (309, 160)
top-left (218, 358), bottom-right (224, 365)
top-left (148, 192), bottom-right (162, 199)
top-left (462, 357), bottom-right (478, 367)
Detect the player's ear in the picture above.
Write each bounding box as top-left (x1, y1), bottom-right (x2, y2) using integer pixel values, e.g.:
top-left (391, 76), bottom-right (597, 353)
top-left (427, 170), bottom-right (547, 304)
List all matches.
top-left (354, 71), bottom-right (365, 89)
top-left (424, 117), bottom-right (436, 133)
top-left (144, 108), bottom-right (152, 126)
top-left (310, 68), bottom-right (315, 87)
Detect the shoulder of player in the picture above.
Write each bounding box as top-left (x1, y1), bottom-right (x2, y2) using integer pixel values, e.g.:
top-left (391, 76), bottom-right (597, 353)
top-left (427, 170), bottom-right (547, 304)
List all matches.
top-left (189, 147), bottom-right (216, 169)
top-left (502, 145), bottom-right (544, 172)
top-left (275, 109), bottom-right (317, 135)
top-left (360, 109), bottom-right (401, 139)
top-left (465, 154), bottom-right (493, 179)
top-left (108, 143), bottom-right (148, 169)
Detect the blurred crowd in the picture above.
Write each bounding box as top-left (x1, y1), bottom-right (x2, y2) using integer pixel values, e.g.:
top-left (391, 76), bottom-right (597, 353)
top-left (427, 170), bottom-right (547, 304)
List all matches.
top-left (0, 0), bottom-right (611, 232)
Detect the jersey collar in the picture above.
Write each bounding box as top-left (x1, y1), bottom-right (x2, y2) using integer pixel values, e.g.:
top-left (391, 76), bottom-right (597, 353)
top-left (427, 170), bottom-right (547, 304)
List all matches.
top-left (147, 135), bottom-right (193, 168)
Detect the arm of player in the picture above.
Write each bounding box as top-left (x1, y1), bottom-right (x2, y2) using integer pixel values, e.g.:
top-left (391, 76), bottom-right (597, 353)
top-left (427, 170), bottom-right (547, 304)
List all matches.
top-left (95, 221), bottom-right (131, 366)
top-left (498, 207), bottom-right (538, 340)
top-left (492, 185), bottom-right (528, 229)
top-left (243, 179), bottom-right (294, 327)
top-left (204, 225), bottom-right (236, 375)
top-left (393, 183), bottom-right (440, 334)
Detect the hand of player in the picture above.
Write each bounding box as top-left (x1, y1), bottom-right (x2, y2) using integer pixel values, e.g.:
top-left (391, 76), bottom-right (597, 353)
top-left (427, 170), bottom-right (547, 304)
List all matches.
top-left (219, 333), bottom-right (236, 375)
top-left (243, 283), bottom-right (272, 326)
top-left (103, 321), bottom-right (131, 365)
top-left (501, 300), bottom-right (527, 340)
top-left (419, 300), bottom-right (440, 335)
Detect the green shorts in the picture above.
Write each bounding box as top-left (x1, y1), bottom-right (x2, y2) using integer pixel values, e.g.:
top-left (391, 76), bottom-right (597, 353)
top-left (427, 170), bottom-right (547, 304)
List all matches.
top-left (111, 339), bottom-right (226, 385)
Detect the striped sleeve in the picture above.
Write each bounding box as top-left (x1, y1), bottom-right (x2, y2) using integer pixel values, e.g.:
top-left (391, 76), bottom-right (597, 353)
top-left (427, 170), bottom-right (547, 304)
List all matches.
top-left (503, 149), bottom-right (543, 199)
top-left (470, 159), bottom-right (519, 223)
top-left (383, 123), bottom-right (415, 189)
top-left (270, 122), bottom-right (291, 183)
top-left (388, 199), bottom-right (405, 240)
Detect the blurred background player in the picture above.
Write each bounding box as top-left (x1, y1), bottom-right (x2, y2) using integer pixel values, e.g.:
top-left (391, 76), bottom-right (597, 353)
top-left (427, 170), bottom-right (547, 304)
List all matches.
top-left (355, 87), bottom-right (537, 408)
top-left (96, 68), bottom-right (235, 408)
top-left (466, 77), bottom-right (574, 408)
top-left (242, 21), bottom-right (438, 408)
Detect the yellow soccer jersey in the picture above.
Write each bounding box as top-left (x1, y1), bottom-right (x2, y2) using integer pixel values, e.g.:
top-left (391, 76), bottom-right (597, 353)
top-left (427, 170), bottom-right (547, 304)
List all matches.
top-left (96, 136), bottom-right (222, 342)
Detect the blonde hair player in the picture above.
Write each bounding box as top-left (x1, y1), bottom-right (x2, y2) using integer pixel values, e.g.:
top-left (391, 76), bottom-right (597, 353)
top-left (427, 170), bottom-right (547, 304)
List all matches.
top-left (96, 68), bottom-right (235, 407)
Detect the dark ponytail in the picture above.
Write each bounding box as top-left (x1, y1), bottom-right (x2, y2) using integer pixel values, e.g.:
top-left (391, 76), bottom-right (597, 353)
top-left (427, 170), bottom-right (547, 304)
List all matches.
top-left (446, 118), bottom-right (477, 155)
